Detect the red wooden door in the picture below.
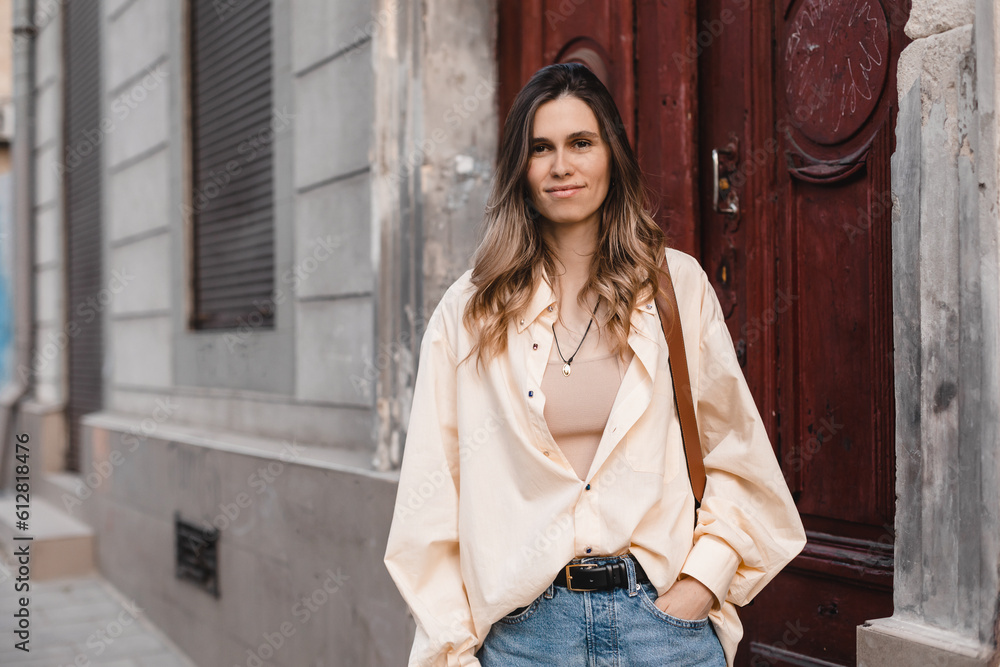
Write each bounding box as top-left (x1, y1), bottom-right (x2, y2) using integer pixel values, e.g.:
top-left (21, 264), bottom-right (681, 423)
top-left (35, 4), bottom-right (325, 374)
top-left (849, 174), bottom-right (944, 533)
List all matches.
top-left (499, 1), bottom-right (909, 664)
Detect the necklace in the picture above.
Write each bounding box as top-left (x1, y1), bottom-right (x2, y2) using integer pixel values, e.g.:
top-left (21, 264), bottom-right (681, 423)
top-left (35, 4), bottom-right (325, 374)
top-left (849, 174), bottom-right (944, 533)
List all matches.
top-left (551, 301), bottom-right (600, 377)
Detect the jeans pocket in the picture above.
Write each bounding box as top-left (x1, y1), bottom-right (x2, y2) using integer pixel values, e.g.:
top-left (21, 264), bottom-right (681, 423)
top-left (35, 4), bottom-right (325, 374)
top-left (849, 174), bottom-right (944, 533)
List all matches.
top-left (636, 581), bottom-right (710, 629)
top-left (497, 596), bottom-right (541, 625)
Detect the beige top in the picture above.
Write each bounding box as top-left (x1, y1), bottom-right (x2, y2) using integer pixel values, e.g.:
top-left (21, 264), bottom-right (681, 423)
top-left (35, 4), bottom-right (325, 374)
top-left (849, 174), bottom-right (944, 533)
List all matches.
top-left (541, 350), bottom-right (626, 480)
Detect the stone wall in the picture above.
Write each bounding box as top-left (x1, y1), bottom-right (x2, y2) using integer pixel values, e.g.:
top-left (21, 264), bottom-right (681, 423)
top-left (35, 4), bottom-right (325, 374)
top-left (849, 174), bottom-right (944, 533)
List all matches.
top-left (42, 0), bottom-right (499, 664)
top-left (858, 0), bottom-right (1000, 663)
top-left (371, 0), bottom-right (496, 472)
top-left (78, 412), bottom-right (403, 667)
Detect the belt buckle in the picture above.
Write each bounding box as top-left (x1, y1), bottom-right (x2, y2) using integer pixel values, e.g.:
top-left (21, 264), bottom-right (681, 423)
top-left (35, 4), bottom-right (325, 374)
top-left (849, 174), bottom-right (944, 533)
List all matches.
top-left (564, 563), bottom-right (598, 592)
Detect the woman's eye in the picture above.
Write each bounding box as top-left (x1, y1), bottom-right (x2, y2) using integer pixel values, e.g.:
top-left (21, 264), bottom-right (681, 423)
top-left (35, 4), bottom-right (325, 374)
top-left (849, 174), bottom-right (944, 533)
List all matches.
top-left (574, 140), bottom-right (592, 149)
top-left (532, 144), bottom-right (548, 153)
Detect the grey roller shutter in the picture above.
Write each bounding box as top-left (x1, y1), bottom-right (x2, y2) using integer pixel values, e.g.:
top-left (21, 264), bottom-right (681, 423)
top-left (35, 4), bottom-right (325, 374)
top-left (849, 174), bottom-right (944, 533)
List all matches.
top-left (64, 0), bottom-right (103, 473)
top-left (188, 0), bottom-right (274, 329)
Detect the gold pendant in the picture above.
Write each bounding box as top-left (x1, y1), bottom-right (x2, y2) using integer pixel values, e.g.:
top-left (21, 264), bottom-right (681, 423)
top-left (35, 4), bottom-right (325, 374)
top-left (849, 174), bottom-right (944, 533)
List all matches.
top-left (562, 362), bottom-right (571, 377)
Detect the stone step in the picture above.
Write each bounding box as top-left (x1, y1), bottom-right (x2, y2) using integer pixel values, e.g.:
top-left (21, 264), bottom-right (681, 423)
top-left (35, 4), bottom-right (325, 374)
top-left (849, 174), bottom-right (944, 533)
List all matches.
top-left (34, 471), bottom-right (88, 517)
top-left (0, 492), bottom-right (95, 580)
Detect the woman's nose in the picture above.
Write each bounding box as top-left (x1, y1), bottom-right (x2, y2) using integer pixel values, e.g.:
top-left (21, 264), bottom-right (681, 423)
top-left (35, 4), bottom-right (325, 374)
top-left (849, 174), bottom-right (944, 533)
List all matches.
top-left (550, 149), bottom-right (572, 177)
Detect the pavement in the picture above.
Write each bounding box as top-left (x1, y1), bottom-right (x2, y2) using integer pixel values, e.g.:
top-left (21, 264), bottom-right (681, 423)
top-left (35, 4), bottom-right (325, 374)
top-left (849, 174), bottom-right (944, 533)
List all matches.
top-left (0, 554), bottom-right (197, 667)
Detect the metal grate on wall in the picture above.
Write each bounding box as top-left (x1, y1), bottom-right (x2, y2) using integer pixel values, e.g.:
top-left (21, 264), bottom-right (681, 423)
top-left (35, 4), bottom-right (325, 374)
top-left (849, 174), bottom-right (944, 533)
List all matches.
top-left (63, 0), bottom-right (103, 473)
top-left (188, 0), bottom-right (276, 330)
top-left (174, 512), bottom-right (220, 597)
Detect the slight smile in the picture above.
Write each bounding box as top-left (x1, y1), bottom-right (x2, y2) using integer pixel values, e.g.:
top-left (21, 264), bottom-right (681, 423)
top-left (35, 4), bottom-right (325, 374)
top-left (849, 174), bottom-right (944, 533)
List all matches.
top-left (546, 184), bottom-right (585, 199)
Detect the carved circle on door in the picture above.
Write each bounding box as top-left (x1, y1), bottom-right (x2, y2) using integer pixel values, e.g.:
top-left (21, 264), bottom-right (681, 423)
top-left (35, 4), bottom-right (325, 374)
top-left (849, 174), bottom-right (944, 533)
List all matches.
top-left (555, 38), bottom-right (612, 91)
top-left (783, 0), bottom-right (889, 146)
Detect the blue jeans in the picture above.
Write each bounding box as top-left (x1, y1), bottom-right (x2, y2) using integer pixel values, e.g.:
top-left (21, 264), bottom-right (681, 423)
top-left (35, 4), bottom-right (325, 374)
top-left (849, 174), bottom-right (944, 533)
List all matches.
top-left (476, 554), bottom-right (726, 666)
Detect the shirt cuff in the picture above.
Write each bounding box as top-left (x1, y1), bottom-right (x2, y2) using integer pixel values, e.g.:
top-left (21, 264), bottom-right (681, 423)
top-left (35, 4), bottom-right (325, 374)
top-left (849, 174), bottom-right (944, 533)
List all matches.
top-left (679, 534), bottom-right (741, 609)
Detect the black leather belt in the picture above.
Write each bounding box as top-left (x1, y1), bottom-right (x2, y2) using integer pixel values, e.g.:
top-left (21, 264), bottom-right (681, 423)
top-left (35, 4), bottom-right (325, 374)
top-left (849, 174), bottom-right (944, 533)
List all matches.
top-left (554, 553), bottom-right (648, 591)
top-left (503, 554), bottom-right (649, 618)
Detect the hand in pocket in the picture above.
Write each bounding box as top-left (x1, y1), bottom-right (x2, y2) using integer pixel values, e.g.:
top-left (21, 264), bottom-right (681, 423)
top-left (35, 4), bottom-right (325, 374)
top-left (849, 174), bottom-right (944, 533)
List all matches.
top-left (652, 576), bottom-right (714, 621)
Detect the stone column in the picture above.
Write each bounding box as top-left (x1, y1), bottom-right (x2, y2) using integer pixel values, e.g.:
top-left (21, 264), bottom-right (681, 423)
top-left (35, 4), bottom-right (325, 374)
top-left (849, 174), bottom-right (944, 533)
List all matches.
top-left (857, 1), bottom-right (1000, 664)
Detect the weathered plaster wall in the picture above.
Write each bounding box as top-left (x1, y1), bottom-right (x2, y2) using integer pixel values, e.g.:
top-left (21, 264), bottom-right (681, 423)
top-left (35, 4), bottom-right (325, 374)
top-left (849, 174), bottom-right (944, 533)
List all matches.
top-left (371, 0), bottom-right (497, 472)
top-left (418, 0), bottom-right (498, 312)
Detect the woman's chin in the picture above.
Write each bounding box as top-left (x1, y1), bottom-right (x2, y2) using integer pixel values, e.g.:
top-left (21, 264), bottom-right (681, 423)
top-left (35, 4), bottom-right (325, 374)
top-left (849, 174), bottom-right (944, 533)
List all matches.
top-left (538, 208), bottom-right (600, 227)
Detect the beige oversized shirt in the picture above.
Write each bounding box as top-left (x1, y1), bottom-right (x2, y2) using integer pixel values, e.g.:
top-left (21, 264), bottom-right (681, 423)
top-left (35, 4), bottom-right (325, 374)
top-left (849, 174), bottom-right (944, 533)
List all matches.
top-left (383, 248), bottom-right (807, 666)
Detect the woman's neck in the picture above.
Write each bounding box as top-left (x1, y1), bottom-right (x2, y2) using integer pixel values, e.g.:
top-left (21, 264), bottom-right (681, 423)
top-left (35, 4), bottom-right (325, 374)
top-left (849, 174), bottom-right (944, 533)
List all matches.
top-left (540, 219), bottom-right (599, 301)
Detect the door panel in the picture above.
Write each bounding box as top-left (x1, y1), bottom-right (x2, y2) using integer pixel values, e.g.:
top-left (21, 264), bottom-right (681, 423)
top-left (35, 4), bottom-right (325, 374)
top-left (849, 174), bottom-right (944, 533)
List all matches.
top-left (498, 0), bottom-right (634, 143)
top-left (693, 0), bottom-right (752, 387)
top-left (497, 1), bottom-right (907, 663)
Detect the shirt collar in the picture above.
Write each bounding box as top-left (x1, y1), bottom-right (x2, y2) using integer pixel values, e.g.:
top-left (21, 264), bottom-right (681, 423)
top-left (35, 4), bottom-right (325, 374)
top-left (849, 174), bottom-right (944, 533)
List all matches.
top-left (514, 267), bottom-right (660, 334)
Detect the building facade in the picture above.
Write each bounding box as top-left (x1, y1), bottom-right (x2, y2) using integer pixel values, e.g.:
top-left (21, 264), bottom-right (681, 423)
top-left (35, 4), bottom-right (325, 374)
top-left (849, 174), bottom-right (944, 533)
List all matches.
top-left (2, 0), bottom-right (997, 665)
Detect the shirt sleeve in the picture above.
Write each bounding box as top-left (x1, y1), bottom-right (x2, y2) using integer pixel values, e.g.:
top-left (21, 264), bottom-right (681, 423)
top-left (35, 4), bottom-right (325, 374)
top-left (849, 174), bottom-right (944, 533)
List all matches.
top-left (677, 263), bottom-right (808, 609)
top-left (383, 299), bottom-right (482, 667)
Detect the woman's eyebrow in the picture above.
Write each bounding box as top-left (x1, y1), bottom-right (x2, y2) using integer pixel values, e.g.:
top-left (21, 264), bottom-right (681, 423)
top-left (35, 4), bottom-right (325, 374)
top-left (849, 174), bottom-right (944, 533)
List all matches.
top-left (531, 130), bottom-right (600, 143)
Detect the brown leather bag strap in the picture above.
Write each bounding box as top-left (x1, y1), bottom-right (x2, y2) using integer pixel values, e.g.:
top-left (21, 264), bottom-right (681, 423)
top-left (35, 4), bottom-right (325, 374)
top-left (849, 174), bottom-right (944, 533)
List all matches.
top-left (653, 256), bottom-right (707, 505)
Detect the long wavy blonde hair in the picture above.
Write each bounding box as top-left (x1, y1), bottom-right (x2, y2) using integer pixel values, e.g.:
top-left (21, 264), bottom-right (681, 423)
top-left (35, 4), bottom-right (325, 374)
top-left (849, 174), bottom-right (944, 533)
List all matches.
top-left (461, 63), bottom-right (667, 372)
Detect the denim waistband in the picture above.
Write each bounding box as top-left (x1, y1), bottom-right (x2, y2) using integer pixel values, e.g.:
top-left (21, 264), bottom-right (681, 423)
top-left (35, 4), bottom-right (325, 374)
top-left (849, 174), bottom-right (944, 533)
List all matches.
top-left (566, 552), bottom-right (634, 565)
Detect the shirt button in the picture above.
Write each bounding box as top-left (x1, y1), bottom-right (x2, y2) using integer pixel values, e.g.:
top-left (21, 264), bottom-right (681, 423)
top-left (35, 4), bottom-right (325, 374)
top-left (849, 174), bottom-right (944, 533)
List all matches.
top-left (528, 390), bottom-right (534, 397)
top-left (585, 484), bottom-right (591, 490)
top-left (520, 318), bottom-right (525, 325)
top-left (646, 303), bottom-right (652, 309)
top-left (586, 548), bottom-right (592, 553)
top-left (543, 450), bottom-right (550, 456)
top-left (548, 305), bottom-right (554, 311)
top-left (532, 343), bottom-right (538, 350)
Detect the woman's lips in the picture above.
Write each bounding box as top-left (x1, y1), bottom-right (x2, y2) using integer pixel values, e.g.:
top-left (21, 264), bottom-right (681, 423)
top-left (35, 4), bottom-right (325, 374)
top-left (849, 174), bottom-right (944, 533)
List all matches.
top-left (546, 186), bottom-right (584, 199)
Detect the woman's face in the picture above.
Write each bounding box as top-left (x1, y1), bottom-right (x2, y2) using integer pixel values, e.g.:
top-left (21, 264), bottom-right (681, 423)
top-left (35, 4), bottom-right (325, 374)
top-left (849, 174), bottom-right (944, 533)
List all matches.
top-left (526, 95), bottom-right (611, 230)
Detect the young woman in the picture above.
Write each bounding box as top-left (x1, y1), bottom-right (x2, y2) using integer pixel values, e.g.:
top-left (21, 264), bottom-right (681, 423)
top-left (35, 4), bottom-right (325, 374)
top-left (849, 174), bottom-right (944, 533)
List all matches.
top-left (384, 63), bottom-right (806, 667)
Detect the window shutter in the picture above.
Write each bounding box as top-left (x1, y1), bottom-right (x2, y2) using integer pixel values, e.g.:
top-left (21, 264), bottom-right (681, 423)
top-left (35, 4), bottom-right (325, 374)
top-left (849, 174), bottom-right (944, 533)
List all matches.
top-left (64, 0), bottom-right (103, 472)
top-left (188, 0), bottom-right (275, 329)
